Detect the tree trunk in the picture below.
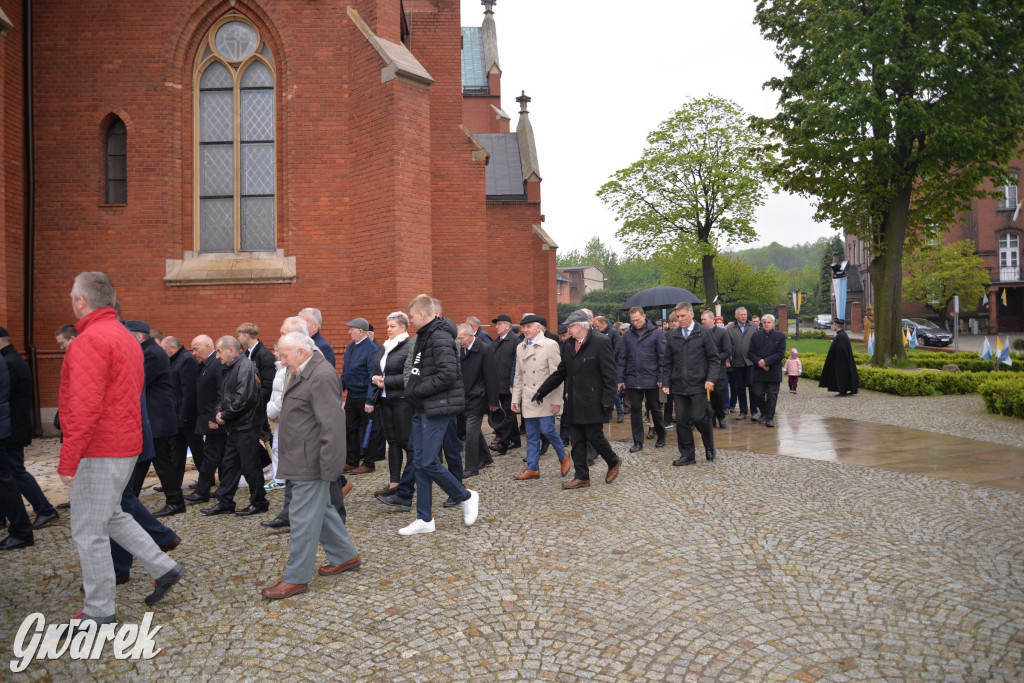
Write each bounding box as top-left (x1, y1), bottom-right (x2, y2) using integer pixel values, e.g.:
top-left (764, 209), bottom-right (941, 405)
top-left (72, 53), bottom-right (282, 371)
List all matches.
top-left (869, 184), bottom-right (913, 367)
top-left (701, 253), bottom-right (717, 309)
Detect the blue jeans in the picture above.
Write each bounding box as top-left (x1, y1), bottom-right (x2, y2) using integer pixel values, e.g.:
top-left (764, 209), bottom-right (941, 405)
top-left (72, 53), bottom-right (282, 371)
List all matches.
top-left (411, 412), bottom-right (469, 522)
top-left (613, 390), bottom-right (623, 415)
top-left (4, 444), bottom-right (55, 517)
top-left (524, 416), bottom-right (566, 471)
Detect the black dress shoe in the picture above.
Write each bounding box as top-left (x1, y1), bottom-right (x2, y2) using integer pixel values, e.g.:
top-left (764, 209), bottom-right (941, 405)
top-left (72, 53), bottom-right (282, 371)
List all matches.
top-left (235, 505), bottom-right (270, 516)
top-left (646, 428), bottom-right (656, 440)
top-left (672, 457), bottom-right (696, 467)
top-left (31, 510), bottom-right (59, 530)
top-left (706, 450), bottom-right (717, 462)
top-left (183, 492), bottom-right (210, 503)
top-left (200, 502), bottom-right (235, 516)
top-left (507, 441), bottom-right (522, 449)
top-left (629, 443), bottom-right (643, 453)
top-left (153, 504), bottom-right (185, 518)
top-left (463, 469), bottom-right (479, 478)
top-left (374, 493), bottom-right (411, 511)
top-left (756, 416), bottom-right (766, 424)
top-left (145, 565), bottom-right (185, 605)
top-left (261, 517), bottom-right (290, 529)
top-left (616, 413), bottom-right (624, 423)
top-left (654, 441), bottom-right (666, 448)
top-left (153, 486), bottom-right (165, 493)
top-left (188, 483), bottom-right (197, 490)
top-left (736, 412), bottom-right (747, 420)
top-left (765, 418), bottom-right (775, 428)
top-left (56, 501), bottom-right (71, 509)
top-left (0, 535), bottom-right (34, 550)
top-left (539, 444), bottom-right (550, 456)
top-left (489, 443), bottom-right (507, 454)
top-left (442, 496), bottom-right (460, 508)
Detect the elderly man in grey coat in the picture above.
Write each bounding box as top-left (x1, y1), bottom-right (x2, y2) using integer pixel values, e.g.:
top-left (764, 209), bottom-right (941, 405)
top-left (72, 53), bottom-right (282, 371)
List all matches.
top-left (261, 332), bottom-right (361, 600)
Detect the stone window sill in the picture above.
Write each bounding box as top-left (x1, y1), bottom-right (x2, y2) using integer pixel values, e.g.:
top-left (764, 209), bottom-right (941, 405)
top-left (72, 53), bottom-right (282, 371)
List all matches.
top-left (165, 250), bottom-right (296, 286)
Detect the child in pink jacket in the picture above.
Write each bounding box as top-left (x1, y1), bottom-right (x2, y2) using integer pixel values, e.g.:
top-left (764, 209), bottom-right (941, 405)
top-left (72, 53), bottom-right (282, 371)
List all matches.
top-left (784, 348), bottom-right (802, 393)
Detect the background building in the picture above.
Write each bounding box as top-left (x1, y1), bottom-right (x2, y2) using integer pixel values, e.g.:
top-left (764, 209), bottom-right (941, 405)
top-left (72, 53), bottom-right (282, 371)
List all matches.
top-left (0, 0), bottom-right (556, 420)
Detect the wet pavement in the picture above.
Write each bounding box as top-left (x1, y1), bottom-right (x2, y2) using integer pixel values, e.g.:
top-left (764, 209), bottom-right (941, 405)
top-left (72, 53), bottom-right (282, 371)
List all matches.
top-left (3, 387), bottom-right (1023, 681)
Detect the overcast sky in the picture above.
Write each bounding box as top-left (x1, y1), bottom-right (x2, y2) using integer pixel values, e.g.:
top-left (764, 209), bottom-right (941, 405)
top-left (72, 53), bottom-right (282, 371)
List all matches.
top-left (459, 0), bottom-right (837, 256)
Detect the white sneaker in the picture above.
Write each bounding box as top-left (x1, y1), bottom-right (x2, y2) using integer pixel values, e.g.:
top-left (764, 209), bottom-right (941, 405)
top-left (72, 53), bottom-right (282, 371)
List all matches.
top-left (398, 518), bottom-right (435, 536)
top-left (462, 490), bottom-right (479, 527)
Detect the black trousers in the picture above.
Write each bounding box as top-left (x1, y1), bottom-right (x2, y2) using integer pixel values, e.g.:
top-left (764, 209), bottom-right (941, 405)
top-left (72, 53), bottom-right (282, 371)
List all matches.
top-left (216, 426), bottom-right (266, 509)
top-left (568, 423), bottom-right (619, 481)
top-left (663, 392), bottom-right (675, 423)
top-left (0, 448), bottom-right (32, 541)
top-left (751, 381), bottom-right (781, 421)
top-left (157, 431), bottom-right (187, 507)
top-left (494, 394), bottom-right (520, 446)
top-left (728, 365), bottom-right (753, 415)
top-left (345, 394), bottom-right (372, 467)
top-left (195, 432), bottom-right (226, 495)
top-left (629, 388), bottom-right (665, 444)
top-left (185, 429), bottom-right (205, 477)
top-left (380, 397), bottom-right (412, 484)
top-left (709, 379), bottom-right (727, 422)
top-left (464, 409), bottom-right (494, 473)
top-left (672, 392), bottom-right (715, 460)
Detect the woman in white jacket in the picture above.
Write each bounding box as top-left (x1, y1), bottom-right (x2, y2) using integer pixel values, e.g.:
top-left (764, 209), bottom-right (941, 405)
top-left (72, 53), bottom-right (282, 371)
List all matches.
top-left (264, 356), bottom-right (288, 490)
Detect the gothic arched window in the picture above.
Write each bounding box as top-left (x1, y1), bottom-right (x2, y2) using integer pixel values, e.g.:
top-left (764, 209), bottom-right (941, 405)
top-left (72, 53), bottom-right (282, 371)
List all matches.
top-left (194, 15), bottom-right (275, 253)
top-left (105, 118), bottom-right (127, 204)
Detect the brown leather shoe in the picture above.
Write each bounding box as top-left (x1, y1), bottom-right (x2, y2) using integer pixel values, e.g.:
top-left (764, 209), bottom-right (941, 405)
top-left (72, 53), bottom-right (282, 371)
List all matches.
top-left (562, 479), bottom-right (590, 490)
top-left (342, 481), bottom-right (353, 498)
top-left (513, 470), bottom-right (540, 480)
top-left (261, 581), bottom-right (308, 599)
top-left (319, 555), bottom-right (362, 576)
top-left (560, 455), bottom-right (571, 477)
top-left (605, 460), bottom-right (621, 484)
top-left (343, 465), bottom-right (357, 474)
top-left (160, 536), bottom-right (181, 552)
top-left (350, 465), bottom-right (375, 475)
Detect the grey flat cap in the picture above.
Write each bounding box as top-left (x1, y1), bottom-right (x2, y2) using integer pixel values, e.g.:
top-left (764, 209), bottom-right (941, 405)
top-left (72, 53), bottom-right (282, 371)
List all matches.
top-left (562, 309), bottom-right (589, 326)
top-left (346, 317), bottom-right (370, 331)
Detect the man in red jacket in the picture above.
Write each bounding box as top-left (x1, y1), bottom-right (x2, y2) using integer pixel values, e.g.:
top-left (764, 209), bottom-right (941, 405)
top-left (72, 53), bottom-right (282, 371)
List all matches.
top-left (59, 271), bottom-right (186, 626)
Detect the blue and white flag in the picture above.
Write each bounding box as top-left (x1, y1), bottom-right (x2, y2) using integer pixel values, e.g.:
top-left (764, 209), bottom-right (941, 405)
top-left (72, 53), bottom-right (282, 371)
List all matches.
top-left (867, 332), bottom-right (875, 356)
top-left (833, 277), bottom-right (848, 323)
top-left (998, 336), bottom-right (1013, 366)
top-left (909, 327), bottom-right (918, 349)
top-left (979, 336), bottom-right (992, 361)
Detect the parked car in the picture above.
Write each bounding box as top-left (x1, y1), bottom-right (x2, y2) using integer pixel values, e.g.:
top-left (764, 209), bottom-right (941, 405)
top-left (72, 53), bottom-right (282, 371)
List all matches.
top-left (813, 314), bottom-right (832, 329)
top-left (902, 318), bottom-right (954, 347)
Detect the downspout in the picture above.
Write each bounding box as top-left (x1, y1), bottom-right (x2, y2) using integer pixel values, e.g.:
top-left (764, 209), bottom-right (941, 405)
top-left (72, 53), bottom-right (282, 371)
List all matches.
top-left (23, 0), bottom-right (40, 436)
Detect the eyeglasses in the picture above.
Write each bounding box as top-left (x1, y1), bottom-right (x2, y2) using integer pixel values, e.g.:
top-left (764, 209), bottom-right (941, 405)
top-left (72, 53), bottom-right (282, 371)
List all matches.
top-left (57, 339), bottom-right (70, 349)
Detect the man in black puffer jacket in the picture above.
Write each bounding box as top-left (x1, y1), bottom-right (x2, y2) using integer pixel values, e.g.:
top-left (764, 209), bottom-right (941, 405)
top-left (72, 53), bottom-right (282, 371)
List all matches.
top-left (201, 336), bottom-right (268, 517)
top-left (395, 295), bottom-right (479, 537)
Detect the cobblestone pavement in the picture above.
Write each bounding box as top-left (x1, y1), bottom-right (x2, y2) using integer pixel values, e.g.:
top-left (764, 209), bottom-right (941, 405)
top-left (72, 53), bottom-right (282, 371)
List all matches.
top-left (3, 413), bottom-right (1024, 682)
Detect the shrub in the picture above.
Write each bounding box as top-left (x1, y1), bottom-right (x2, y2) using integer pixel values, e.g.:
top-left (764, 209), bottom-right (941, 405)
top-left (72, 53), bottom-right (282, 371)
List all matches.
top-left (791, 330), bottom-right (826, 339)
top-left (978, 375), bottom-right (1024, 418)
top-left (799, 352), bottom-right (986, 396)
top-left (1014, 338), bottom-right (1024, 352)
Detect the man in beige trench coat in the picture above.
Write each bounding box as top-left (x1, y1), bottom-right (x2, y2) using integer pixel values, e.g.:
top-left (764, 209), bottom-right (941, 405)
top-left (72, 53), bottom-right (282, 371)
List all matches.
top-left (511, 315), bottom-right (570, 480)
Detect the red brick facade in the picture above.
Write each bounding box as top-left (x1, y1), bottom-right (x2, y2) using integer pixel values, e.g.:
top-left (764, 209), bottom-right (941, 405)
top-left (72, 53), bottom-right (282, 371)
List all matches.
top-left (1, 0), bottom-right (554, 410)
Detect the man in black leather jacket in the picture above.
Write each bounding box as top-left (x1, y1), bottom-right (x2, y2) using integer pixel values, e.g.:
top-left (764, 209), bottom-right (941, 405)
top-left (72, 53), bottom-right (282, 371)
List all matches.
top-left (201, 336), bottom-right (268, 517)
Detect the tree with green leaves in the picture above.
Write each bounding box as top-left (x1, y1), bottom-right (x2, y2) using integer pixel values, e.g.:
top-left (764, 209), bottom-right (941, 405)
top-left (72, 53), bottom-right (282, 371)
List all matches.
top-left (597, 96), bottom-right (767, 307)
top-left (659, 247), bottom-right (784, 313)
top-left (903, 240), bottom-right (990, 329)
top-left (754, 0), bottom-right (1024, 367)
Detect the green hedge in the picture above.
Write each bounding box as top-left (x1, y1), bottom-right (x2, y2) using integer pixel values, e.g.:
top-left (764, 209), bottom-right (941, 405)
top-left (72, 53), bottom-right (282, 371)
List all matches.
top-left (978, 376), bottom-right (1024, 418)
top-left (790, 330), bottom-right (827, 339)
top-left (800, 353), bottom-right (984, 396)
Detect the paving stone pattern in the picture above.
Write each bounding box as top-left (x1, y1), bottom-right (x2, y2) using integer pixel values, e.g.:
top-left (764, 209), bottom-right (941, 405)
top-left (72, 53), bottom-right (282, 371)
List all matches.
top-left (2, 435), bottom-right (1023, 681)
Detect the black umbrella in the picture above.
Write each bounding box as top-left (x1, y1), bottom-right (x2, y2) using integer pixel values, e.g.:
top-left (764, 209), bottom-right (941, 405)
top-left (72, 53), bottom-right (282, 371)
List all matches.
top-left (621, 286), bottom-right (703, 310)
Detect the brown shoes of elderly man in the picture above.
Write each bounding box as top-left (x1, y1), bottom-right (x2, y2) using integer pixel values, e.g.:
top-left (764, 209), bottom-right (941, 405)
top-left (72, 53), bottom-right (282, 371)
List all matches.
top-left (261, 555), bottom-right (362, 599)
top-left (513, 470), bottom-right (539, 480)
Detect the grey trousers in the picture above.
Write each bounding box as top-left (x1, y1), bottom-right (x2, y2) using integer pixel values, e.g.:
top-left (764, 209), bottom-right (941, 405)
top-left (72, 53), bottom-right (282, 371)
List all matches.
top-left (277, 477), bottom-right (346, 524)
top-left (283, 479), bottom-right (359, 585)
top-left (71, 456), bottom-right (177, 617)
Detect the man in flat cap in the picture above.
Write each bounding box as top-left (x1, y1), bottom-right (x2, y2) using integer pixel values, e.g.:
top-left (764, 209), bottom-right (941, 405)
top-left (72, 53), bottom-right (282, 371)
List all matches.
top-left (489, 314), bottom-right (521, 454)
top-left (342, 317), bottom-right (379, 475)
top-left (535, 310), bottom-right (621, 489)
top-left (511, 314), bottom-right (569, 480)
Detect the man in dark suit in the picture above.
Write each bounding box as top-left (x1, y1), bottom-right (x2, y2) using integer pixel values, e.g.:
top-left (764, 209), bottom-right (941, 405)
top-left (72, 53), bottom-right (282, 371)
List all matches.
top-left (237, 322), bottom-right (276, 476)
top-left (456, 324), bottom-right (499, 477)
top-left (662, 302), bottom-right (720, 466)
top-left (700, 310), bottom-right (732, 429)
top-left (184, 335), bottom-right (225, 503)
top-left (161, 335), bottom-right (203, 492)
top-left (0, 346), bottom-right (34, 549)
top-left (488, 314), bottom-right (521, 453)
top-left (534, 310), bottom-right (621, 489)
top-left (0, 326), bottom-right (59, 530)
top-left (747, 313), bottom-right (787, 428)
top-left (126, 321), bottom-right (182, 517)
top-left (299, 308), bottom-right (335, 367)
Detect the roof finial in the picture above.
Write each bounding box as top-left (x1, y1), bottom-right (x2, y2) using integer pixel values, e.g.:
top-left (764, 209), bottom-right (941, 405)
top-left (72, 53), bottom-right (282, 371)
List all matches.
top-left (482, 0), bottom-right (496, 15)
top-left (516, 90), bottom-right (531, 115)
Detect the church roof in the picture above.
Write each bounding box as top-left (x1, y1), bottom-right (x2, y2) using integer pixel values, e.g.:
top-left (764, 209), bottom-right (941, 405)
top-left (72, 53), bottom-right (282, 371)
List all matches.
top-left (461, 27), bottom-right (488, 94)
top-left (477, 133), bottom-right (526, 200)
